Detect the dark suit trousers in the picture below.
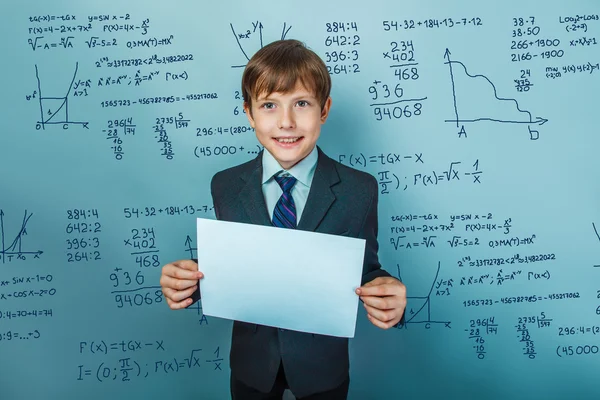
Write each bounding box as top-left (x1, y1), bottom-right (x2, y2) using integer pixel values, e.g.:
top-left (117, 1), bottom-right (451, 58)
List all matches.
top-left (231, 363), bottom-right (349, 400)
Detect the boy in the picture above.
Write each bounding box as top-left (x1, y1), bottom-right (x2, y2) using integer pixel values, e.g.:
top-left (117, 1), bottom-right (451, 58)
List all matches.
top-left (160, 39), bottom-right (406, 400)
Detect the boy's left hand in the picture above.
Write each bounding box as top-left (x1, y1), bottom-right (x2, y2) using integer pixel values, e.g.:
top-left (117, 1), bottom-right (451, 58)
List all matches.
top-left (356, 277), bottom-right (406, 329)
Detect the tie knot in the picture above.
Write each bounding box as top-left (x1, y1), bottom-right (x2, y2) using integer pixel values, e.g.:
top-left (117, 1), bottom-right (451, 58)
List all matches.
top-left (274, 174), bottom-right (297, 193)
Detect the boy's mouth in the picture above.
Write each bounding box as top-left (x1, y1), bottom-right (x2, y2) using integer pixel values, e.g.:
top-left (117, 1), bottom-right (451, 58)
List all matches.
top-left (275, 137), bottom-right (302, 144)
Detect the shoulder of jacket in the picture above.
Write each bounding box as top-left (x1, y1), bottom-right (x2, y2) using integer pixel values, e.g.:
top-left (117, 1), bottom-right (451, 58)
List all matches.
top-left (212, 157), bottom-right (258, 187)
top-left (326, 154), bottom-right (377, 187)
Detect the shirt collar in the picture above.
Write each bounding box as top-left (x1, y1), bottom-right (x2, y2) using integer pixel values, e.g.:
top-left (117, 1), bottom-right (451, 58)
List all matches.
top-left (261, 146), bottom-right (318, 187)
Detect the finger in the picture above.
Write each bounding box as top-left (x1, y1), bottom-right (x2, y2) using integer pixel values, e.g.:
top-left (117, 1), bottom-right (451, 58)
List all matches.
top-left (357, 284), bottom-right (397, 297)
top-left (167, 261), bottom-right (204, 279)
top-left (358, 276), bottom-right (390, 289)
top-left (163, 286), bottom-right (198, 301)
top-left (366, 313), bottom-right (398, 330)
top-left (360, 278), bottom-right (379, 288)
top-left (360, 295), bottom-right (399, 310)
top-left (364, 302), bottom-right (396, 323)
top-left (357, 279), bottom-right (405, 297)
top-left (361, 293), bottom-right (407, 314)
top-left (173, 259), bottom-right (200, 271)
top-left (162, 263), bottom-right (203, 281)
top-left (162, 287), bottom-right (193, 304)
top-left (163, 285), bottom-right (197, 308)
top-left (165, 295), bottom-right (195, 310)
top-left (160, 274), bottom-right (198, 291)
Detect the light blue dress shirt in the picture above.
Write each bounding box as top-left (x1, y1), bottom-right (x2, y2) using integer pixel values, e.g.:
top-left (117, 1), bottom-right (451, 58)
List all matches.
top-left (261, 146), bottom-right (318, 224)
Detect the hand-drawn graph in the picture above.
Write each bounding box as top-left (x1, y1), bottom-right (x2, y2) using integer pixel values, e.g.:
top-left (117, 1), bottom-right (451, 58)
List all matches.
top-left (35, 62), bottom-right (89, 130)
top-left (230, 21), bottom-right (292, 68)
top-left (593, 222), bottom-right (600, 268)
top-left (397, 262), bottom-right (451, 329)
top-left (182, 235), bottom-right (204, 318)
top-left (0, 210), bottom-right (43, 263)
top-left (444, 48), bottom-right (547, 140)
top-left (184, 235), bottom-right (197, 260)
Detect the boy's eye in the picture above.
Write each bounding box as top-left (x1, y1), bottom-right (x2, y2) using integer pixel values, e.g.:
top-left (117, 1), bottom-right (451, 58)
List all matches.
top-left (296, 100), bottom-right (309, 107)
top-left (261, 102), bottom-right (275, 109)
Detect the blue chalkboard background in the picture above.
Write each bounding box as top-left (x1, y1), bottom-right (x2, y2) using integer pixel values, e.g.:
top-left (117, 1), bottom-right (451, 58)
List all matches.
top-left (1, 0), bottom-right (599, 398)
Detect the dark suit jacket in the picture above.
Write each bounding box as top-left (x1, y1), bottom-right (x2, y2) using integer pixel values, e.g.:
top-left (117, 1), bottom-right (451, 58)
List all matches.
top-left (208, 147), bottom-right (391, 398)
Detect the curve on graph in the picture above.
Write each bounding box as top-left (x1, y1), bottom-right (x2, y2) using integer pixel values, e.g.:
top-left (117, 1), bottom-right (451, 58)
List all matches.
top-left (2, 211), bottom-right (33, 253)
top-left (36, 63), bottom-right (79, 124)
top-left (446, 59), bottom-right (534, 123)
top-left (404, 262), bottom-right (441, 324)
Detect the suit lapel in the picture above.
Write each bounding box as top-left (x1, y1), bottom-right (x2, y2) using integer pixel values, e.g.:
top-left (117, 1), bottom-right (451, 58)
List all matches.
top-left (297, 148), bottom-right (340, 232)
top-left (238, 153), bottom-right (272, 226)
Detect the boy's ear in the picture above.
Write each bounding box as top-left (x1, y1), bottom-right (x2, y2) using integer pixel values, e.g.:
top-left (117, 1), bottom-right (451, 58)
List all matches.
top-left (243, 102), bottom-right (255, 127)
top-left (320, 96), bottom-right (332, 124)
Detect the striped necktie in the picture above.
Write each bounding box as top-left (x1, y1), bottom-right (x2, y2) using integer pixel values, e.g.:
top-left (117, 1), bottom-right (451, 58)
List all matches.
top-left (272, 174), bottom-right (297, 229)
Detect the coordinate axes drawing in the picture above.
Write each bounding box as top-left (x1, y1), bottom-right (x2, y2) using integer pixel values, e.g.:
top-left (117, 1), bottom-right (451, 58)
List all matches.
top-left (444, 48), bottom-right (547, 140)
top-left (593, 222), bottom-right (600, 268)
top-left (35, 62), bottom-right (89, 130)
top-left (397, 261), bottom-right (451, 329)
top-left (230, 21), bottom-right (292, 68)
top-left (183, 235), bottom-right (204, 317)
top-left (0, 210), bottom-right (43, 263)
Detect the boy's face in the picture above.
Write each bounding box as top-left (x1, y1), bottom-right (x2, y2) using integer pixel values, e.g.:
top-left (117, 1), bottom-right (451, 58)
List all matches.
top-left (244, 82), bottom-right (331, 170)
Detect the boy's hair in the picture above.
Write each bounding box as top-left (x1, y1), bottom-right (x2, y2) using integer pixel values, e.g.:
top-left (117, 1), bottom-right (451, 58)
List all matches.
top-left (242, 39), bottom-right (331, 111)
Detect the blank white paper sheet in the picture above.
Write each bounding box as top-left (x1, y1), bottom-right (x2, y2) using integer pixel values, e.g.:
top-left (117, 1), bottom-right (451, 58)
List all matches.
top-left (196, 218), bottom-right (366, 338)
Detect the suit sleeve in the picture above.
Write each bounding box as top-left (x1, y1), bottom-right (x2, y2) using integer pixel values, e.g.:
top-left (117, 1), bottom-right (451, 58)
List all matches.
top-left (188, 173), bottom-right (222, 305)
top-left (359, 175), bottom-right (405, 327)
top-left (359, 175), bottom-right (390, 285)
top-left (211, 172), bottom-right (222, 220)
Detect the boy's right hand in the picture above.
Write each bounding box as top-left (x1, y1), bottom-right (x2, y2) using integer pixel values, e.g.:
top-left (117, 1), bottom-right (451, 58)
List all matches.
top-left (160, 260), bottom-right (204, 310)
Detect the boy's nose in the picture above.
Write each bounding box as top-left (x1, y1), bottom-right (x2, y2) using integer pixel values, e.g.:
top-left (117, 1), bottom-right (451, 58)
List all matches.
top-left (278, 108), bottom-right (296, 129)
